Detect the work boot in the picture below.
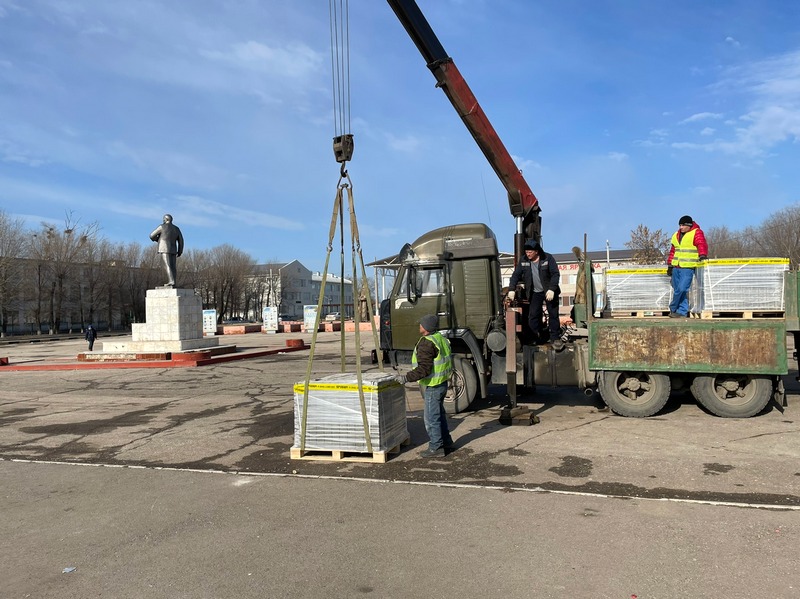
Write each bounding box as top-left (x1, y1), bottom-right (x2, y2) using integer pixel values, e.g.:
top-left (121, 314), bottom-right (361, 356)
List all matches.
top-left (669, 312), bottom-right (680, 318)
top-left (420, 447), bottom-right (445, 458)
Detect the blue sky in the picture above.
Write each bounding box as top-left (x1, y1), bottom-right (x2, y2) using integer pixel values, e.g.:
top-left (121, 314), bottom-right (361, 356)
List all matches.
top-left (2, 0), bottom-right (799, 272)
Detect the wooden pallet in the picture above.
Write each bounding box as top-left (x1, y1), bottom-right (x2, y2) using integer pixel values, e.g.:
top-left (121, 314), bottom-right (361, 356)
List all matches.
top-left (290, 436), bottom-right (410, 464)
top-left (699, 310), bottom-right (785, 320)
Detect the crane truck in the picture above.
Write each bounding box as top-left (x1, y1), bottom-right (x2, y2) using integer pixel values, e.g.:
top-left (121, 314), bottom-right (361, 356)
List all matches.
top-left (379, 0), bottom-right (799, 419)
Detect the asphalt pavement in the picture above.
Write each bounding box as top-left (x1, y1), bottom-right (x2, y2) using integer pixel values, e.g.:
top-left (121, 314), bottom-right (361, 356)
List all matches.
top-left (1, 330), bottom-right (799, 598)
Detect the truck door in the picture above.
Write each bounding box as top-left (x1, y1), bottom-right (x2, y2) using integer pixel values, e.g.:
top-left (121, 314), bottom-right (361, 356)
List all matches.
top-left (391, 265), bottom-right (449, 349)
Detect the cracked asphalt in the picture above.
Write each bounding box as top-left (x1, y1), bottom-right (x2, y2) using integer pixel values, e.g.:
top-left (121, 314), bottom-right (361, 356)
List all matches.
top-left (2, 331), bottom-right (800, 598)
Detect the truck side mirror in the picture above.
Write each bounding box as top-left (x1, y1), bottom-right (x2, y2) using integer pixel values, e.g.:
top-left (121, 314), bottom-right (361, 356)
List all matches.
top-left (406, 266), bottom-right (418, 304)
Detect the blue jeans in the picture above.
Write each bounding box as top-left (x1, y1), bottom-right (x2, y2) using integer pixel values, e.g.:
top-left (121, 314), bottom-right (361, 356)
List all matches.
top-left (670, 267), bottom-right (695, 315)
top-left (423, 382), bottom-right (452, 451)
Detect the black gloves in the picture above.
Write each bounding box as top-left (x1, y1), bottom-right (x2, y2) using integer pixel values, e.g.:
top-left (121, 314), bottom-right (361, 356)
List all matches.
top-left (699, 255), bottom-right (707, 261)
top-left (666, 265), bottom-right (674, 276)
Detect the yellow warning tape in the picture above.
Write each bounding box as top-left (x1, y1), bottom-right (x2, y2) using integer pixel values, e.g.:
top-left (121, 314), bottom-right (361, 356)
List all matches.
top-left (707, 258), bottom-right (789, 265)
top-left (293, 382), bottom-right (397, 392)
top-left (607, 258), bottom-right (789, 275)
top-left (607, 269), bottom-right (667, 275)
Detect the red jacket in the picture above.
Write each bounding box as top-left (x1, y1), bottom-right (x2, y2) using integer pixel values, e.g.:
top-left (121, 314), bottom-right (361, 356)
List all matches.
top-left (667, 222), bottom-right (708, 265)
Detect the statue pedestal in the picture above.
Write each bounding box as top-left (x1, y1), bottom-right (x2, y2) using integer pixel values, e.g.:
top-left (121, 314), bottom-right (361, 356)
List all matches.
top-left (102, 288), bottom-right (219, 353)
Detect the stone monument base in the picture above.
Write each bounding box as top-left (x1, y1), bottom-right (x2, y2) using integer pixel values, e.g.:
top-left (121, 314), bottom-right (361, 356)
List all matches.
top-left (102, 288), bottom-right (219, 353)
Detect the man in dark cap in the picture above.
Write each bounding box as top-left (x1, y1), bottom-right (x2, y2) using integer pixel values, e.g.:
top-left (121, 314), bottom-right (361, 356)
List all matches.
top-left (507, 241), bottom-right (562, 343)
top-left (84, 324), bottom-right (98, 351)
top-left (666, 215), bottom-right (708, 317)
top-left (394, 314), bottom-right (454, 458)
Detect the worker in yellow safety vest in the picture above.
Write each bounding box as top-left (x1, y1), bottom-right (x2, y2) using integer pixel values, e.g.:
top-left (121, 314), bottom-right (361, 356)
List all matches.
top-left (394, 314), bottom-right (454, 458)
top-left (666, 215), bottom-right (708, 317)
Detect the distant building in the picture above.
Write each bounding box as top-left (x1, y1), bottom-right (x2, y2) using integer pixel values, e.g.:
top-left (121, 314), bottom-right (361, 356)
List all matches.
top-left (246, 261), bottom-right (354, 321)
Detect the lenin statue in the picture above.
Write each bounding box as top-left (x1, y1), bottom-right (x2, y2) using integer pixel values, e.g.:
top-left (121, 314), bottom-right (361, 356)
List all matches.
top-left (149, 214), bottom-right (184, 287)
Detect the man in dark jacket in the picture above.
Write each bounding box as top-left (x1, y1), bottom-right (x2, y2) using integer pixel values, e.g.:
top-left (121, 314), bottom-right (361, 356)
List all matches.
top-left (84, 325), bottom-right (98, 351)
top-left (394, 314), bottom-right (454, 458)
top-left (507, 241), bottom-right (561, 343)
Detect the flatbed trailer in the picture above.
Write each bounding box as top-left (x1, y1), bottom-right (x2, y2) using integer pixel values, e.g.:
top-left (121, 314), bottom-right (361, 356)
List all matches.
top-left (588, 316), bottom-right (789, 418)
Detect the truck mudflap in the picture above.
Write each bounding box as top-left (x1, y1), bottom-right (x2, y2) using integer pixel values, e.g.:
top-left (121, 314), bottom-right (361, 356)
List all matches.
top-left (589, 318), bottom-right (788, 375)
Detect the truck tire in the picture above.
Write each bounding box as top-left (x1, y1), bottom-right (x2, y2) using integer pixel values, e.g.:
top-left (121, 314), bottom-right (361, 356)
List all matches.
top-left (690, 374), bottom-right (773, 418)
top-left (598, 370), bottom-right (670, 417)
top-left (444, 356), bottom-right (478, 414)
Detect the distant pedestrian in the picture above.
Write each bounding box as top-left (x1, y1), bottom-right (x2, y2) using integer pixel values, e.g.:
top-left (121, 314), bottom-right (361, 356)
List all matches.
top-left (666, 215), bottom-right (708, 317)
top-left (85, 325), bottom-right (98, 351)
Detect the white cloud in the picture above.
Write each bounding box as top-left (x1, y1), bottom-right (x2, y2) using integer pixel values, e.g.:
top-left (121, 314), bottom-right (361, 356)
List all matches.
top-left (680, 112), bottom-right (723, 124)
top-left (0, 1), bottom-right (20, 19)
top-left (173, 195), bottom-right (304, 231)
top-left (106, 142), bottom-right (229, 189)
top-left (386, 133), bottom-right (420, 153)
top-left (633, 139), bottom-right (658, 148)
top-left (0, 138), bottom-right (46, 167)
top-left (725, 36), bottom-right (741, 47)
top-left (607, 151), bottom-right (628, 161)
top-left (15, 213), bottom-right (60, 228)
top-left (700, 127), bottom-right (715, 136)
top-left (511, 154), bottom-right (543, 172)
top-left (633, 129), bottom-right (668, 147)
top-left (670, 49), bottom-right (800, 156)
top-left (356, 222), bottom-right (402, 239)
top-left (200, 41), bottom-right (323, 80)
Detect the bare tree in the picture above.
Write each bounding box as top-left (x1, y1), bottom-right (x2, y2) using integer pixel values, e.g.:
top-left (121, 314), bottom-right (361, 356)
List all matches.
top-left (753, 203), bottom-right (800, 266)
top-left (704, 225), bottom-right (747, 258)
top-left (0, 210), bottom-right (26, 335)
top-left (77, 237), bottom-right (115, 329)
top-left (127, 244), bottom-right (161, 324)
top-left (183, 248), bottom-right (213, 306)
top-left (246, 261), bottom-right (284, 320)
top-left (624, 224), bottom-right (671, 264)
top-left (204, 245), bottom-right (256, 321)
top-left (32, 214), bottom-right (99, 333)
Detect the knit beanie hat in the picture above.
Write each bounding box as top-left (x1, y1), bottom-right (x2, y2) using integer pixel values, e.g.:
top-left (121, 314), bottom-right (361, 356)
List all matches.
top-left (419, 314), bottom-right (438, 333)
top-left (679, 215), bottom-right (693, 226)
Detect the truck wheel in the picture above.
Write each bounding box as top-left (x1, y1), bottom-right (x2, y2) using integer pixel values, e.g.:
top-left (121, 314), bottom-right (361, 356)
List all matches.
top-left (690, 374), bottom-right (773, 418)
top-left (444, 356), bottom-right (477, 414)
top-left (598, 371), bottom-right (670, 417)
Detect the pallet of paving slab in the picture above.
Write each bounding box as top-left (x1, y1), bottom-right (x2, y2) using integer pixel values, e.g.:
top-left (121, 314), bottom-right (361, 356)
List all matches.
top-left (290, 435), bottom-right (409, 464)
